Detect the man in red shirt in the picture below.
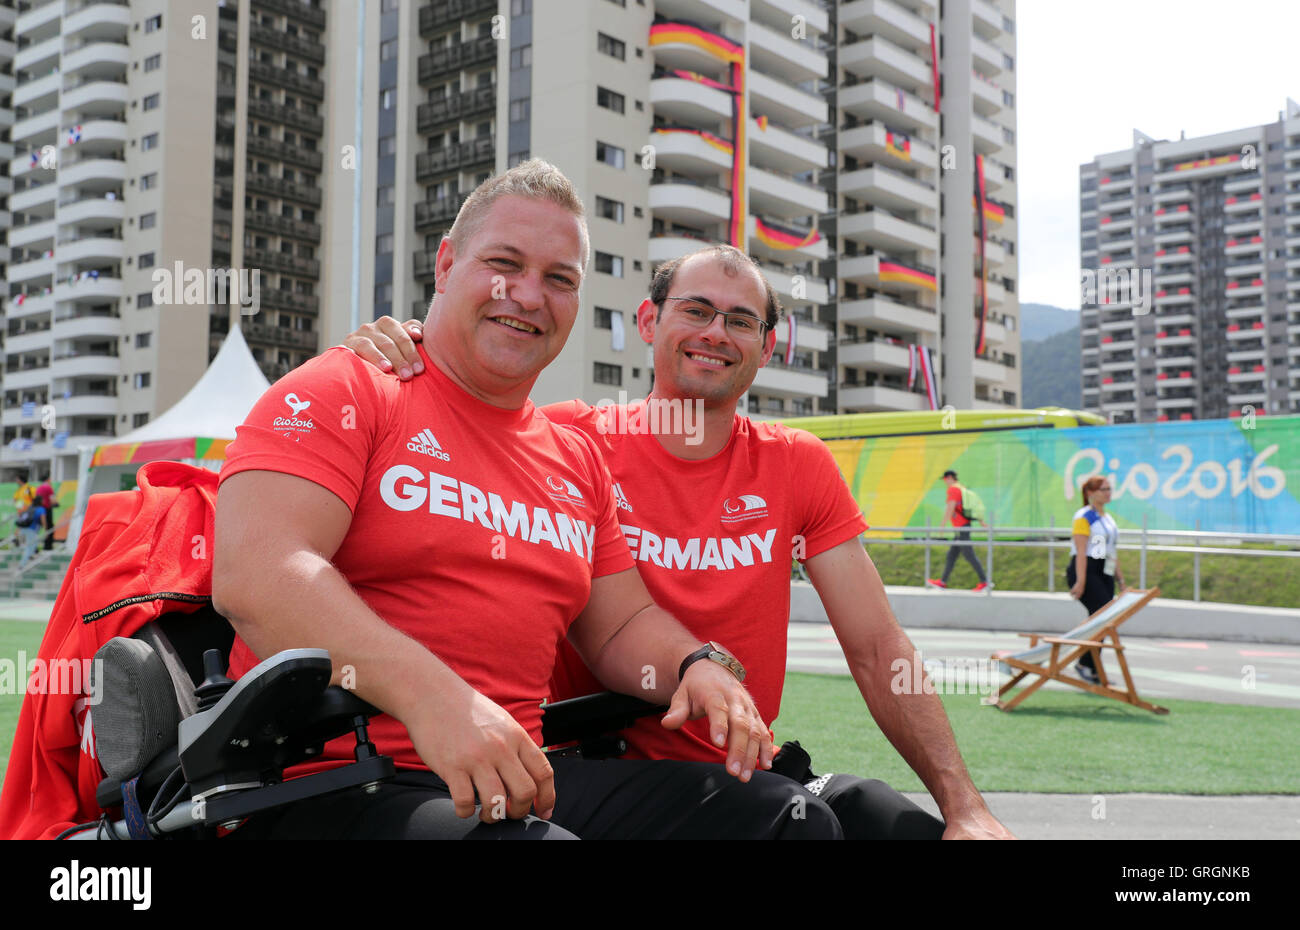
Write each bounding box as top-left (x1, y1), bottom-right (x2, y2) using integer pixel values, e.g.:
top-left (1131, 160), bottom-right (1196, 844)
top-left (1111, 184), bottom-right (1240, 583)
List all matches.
top-left (345, 245), bottom-right (1014, 840)
top-left (926, 469), bottom-right (991, 593)
top-left (214, 162), bottom-right (838, 839)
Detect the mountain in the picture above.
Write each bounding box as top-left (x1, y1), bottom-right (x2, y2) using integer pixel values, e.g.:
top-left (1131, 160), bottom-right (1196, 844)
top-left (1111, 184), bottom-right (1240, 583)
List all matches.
top-left (1021, 324), bottom-right (1082, 410)
top-left (1019, 302), bottom-right (1082, 342)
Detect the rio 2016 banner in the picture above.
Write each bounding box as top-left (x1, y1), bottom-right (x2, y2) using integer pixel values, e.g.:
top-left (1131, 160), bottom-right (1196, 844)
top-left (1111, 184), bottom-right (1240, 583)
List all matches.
top-left (825, 416), bottom-right (1299, 536)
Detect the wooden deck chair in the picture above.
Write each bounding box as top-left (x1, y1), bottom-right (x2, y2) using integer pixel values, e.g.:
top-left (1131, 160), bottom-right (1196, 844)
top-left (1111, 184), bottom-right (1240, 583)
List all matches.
top-left (991, 587), bottom-right (1169, 714)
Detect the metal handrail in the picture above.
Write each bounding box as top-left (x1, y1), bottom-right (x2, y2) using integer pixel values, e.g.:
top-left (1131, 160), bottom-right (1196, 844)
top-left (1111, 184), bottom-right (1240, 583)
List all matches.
top-left (858, 521), bottom-right (1300, 602)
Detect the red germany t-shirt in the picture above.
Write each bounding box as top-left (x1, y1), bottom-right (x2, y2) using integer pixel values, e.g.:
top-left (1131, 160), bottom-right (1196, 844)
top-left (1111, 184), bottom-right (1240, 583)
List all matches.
top-left (220, 345), bottom-right (633, 771)
top-left (545, 400), bottom-right (867, 763)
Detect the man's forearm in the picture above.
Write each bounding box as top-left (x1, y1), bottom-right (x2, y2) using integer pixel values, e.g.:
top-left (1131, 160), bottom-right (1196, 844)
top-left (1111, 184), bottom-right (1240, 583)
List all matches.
top-left (581, 603), bottom-right (708, 704)
top-left (844, 620), bottom-right (988, 820)
top-left (213, 549), bottom-right (467, 733)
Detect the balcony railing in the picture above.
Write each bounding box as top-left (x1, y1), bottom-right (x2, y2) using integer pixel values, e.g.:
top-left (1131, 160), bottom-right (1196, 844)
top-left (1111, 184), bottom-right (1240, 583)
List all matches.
top-left (418, 36), bottom-right (496, 83)
top-left (419, 0), bottom-right (497, 36)
top-left (415, 136), bottom-right (494, 181)
top-left (416, 85), bottom-right (496, 133)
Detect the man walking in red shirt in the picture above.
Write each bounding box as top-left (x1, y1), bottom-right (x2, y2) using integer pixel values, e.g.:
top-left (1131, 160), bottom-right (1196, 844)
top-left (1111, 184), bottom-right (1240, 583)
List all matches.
top-left (926, 469), bottom-right (991, 593)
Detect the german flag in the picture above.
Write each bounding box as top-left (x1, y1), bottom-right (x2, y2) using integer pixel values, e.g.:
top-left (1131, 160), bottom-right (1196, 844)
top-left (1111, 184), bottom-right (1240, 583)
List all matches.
top-left (879, 261), bottom-right (937, 292)
top-left (973, 197), bottom-right (1004, 224)
top-left (885, 131), bottom-right (911, 161)
top-left (649, 22), bottom-right (743, 63)
top-left (754, 218), bottom-right (821, 250)
top-left (653, 127), bottom-right (734, 155)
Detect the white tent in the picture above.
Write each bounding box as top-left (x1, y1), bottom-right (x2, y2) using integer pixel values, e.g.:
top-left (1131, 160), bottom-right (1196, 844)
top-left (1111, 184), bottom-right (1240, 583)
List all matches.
top-left (66, 325), bottom-right (271, 548)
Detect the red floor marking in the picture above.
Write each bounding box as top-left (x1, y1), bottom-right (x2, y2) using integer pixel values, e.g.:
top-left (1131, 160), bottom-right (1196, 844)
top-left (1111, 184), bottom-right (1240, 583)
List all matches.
top-left (1194, 665), bottom-right (1210, 671)
top-left (1238, 650), bottom-right (1300, 657)
top-left (1162, 641), bottom-right (1209, 649)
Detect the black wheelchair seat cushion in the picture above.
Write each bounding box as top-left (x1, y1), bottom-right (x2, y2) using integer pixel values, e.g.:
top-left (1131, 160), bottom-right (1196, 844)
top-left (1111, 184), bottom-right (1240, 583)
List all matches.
top-left (91, 637), bottom-right (184, 782)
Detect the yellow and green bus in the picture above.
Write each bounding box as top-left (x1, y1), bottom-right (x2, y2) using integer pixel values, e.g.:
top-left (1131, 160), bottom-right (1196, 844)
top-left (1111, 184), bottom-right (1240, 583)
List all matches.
top-left (779, 407), bottom-right (1104, 440)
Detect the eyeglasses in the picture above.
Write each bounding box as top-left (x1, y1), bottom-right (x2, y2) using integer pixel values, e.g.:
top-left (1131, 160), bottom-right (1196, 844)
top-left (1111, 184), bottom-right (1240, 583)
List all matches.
top-left (662, 297), bottom-right (770, 341)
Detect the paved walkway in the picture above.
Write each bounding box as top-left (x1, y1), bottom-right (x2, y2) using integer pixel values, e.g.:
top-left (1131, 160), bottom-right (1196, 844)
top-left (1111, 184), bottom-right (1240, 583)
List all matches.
top-left (902, 792), bottom-right (1300, 839)
top-left (789, 622), bottom-right (1300, 709)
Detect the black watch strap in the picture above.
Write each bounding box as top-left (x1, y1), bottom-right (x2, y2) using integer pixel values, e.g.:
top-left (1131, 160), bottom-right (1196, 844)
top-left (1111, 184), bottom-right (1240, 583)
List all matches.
top-left (678, 641), bottom-right (745, 683)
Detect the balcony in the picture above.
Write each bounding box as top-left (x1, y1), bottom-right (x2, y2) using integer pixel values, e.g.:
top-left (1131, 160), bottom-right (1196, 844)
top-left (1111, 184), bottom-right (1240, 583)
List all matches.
top-left (748, 119), bottom-right (828, 174)
top-left (52, 313), bottom-right (120, 341)
top-left (971, 113), bottom-right (1003, 154)
top-left (840, 0), bottom-right (932, 51)
top-left (840, 163), bottom-right (934, 213)
top-left (842, 296), bottom-right (938, 334)
top-left (840, 120), bottom-right (938, 169)
top-left (261, 289), bottom-right (321, 315)
top-left (755, 262), bottom-right (830, 305)
top-left (416, 85), bottom-right (496, 133)
top-left (748, 70), bottom-right (828, 129)
top-left (647, 129), bottom-right (733, 174)
top-left (772, 316), bottom-right (830, 353)
top-left (255, 0), bottom-right (326, 27)
top-left (418, 36), bottom-right (497, 83)
top-left (840, 35), bottom-right (932, 92)
top-left (61, 79), bottom-right (129, 118)
top-left (248, 60), bottom-right (324, 100)
top-left (839, 383), bottom-right (927, 411)
top-left (840, 208), bottom-right (936, 252)
top-left (415, 193), bottom-right (472, 231)
top-left (751, 362), bottom-right (828, 398)
top-left (245, 174), bottom-right (323, 206)
top-left (244, 210), bottom-right (322, 243)
top-left (14, 34), bottom-right (60, 74)
top-left (50, 353), bottom-right (121, 381)
top-left (7, 218), bottom-right (57, 249)
top-left (57, 156), bottom-right (126, 189)
top-left (973, 357), bottom-right (1009, 383)
top-left (62, 0), bottom-right (130, 39)
top-left (839, 338), bottom-right (911, 372)
top-left (57, 193), bottom-right (126, 229)
top-left (748, 21), bottom-right (827, 83)
top-left (7, 254), bottom-right (56, 285)
top-left (247, 99), bottom-right (324, 135)
top-left (749, 166), bottom-right (828, 218)
top-left (243, 246), bottom-right (321, 279)
top-left (840, 254), bottom-right (937, 295)
top-left (249, 23), bottom-right (326, 63)
top-left (971, 34), bottom-right (1003, 76)
top-left (14, 70), bottom-right (61, 110)
top-left (840, 78), bottom-right (935, 132)
top-left (55, 235), bottom-right (125, 265)
top-left (61, 40), bottom-right (131, 79)
top-left (12, 106), bottom-right (60, 143)
top-left (420, 0), bottom-right (498, 36)
top-left (417, 137), bottom-right (495, 181)
top-left (246, 135), bottom-right (325, 171)
top-left (649, 180), bottom-right (733, 227)
top-left (53, 275), bottom-right (124, 305)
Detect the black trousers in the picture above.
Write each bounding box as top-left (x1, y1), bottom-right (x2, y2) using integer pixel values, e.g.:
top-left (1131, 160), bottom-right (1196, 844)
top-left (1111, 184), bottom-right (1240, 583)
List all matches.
top-left (772, 742), bottom-right (945, 840)
top-left (231, 756), bottom-right (843, 840)
top-left (942, 528), bottom-right (986, 584)
top-left (1065, 557), bottom-right (1115, 673)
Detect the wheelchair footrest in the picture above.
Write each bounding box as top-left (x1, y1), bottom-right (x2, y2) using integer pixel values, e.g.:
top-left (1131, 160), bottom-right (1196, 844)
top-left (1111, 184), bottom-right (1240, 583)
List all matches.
top-left (198, 755), bottom-right (396, 827)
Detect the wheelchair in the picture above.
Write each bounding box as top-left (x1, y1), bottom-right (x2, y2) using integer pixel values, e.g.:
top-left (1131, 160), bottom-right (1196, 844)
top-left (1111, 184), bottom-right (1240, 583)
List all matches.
top-left (62, 604), bottom-right (662, 840)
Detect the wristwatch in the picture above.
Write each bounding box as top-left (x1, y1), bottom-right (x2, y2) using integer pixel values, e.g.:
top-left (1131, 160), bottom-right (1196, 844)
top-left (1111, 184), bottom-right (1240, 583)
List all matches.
top-left (678, 641), bottom-right (746, 683)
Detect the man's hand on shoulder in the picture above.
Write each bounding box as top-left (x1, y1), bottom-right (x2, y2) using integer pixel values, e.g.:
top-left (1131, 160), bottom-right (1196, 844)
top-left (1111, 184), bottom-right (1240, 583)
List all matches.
top-left (341, 315), bottom-right (426, 380)
top-left (942, 807), bottom-right (1016, 840)
top-left (661, 657), bottom-right (775, 782)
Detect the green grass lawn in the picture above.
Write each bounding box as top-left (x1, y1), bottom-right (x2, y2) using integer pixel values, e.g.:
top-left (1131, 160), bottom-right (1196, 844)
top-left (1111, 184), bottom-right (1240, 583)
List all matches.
top-left (776, 671), bottom-right (1300, 795)
top-left (863, 539), bottom-right (1300, 609)
top-left (2, 618), bottom-right (1295, 795)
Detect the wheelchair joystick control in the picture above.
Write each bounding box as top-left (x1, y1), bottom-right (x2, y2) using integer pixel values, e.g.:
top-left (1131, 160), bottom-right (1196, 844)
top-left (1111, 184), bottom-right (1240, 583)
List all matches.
top-left (194, 648), bottom-right (235, 712)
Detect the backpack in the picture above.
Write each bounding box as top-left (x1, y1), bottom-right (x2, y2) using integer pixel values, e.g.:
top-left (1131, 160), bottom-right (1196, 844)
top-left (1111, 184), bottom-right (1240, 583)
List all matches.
top-left (959, 486), bottom-right (987, 525)
top-left (15, 508), bottom-right (36, 529)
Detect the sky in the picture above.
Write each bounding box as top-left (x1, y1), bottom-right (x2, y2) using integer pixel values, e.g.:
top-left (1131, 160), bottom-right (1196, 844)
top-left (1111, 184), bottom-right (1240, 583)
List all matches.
top-left (1016, 0), bottom-right (1300, 310)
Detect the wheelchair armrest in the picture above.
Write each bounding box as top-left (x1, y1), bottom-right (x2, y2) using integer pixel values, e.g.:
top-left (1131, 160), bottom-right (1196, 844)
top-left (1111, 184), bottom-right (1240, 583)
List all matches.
top-left (540, 691), bottom-right (665, 748)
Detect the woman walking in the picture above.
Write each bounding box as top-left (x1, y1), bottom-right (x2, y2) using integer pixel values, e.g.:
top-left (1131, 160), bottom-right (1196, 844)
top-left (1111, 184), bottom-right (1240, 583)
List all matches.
top-left (1066, 476), bottom-right (1125, 684)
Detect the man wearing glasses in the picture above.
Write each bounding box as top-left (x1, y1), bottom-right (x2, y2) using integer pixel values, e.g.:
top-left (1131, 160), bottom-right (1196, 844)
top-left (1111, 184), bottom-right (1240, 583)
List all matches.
top-left (345, 244), bottom-right (1013, 840)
